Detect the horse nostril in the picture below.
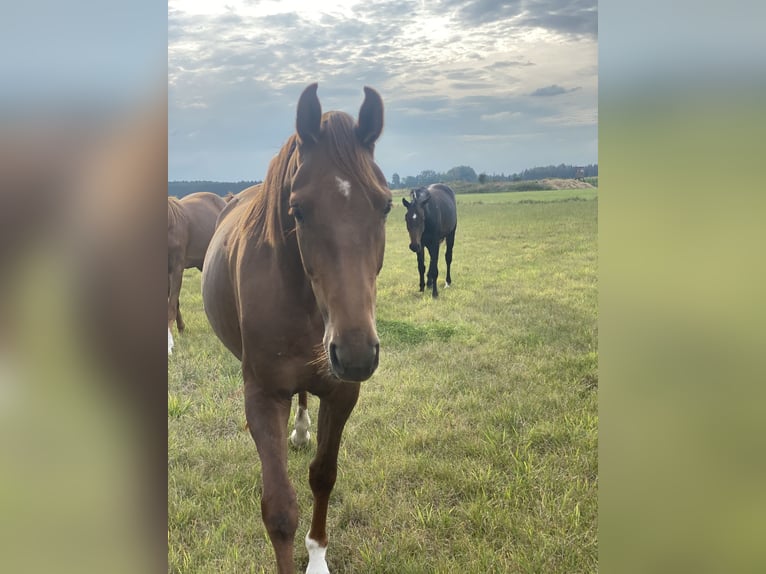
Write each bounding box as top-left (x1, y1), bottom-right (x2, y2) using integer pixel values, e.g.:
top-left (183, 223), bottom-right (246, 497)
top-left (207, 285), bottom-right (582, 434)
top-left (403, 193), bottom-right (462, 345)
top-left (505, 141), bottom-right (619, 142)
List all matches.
top-left (373, 342), bottom-right (380, 365)
top-left (329, 343), bottom-right (340, 370)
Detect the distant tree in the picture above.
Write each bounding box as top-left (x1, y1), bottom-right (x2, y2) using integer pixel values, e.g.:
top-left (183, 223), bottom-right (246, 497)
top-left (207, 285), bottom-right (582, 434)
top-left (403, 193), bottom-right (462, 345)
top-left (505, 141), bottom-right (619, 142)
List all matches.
top-left (391, 173), bottom-right (400, 188)
top-left (478, 173), bottom-right (487, 184)
top-left (415, 170), bottom-right (440, 186)
top-left (390, 163), bottom-right (597, 187)
top-left (445, 165), bottom-right (477, 182)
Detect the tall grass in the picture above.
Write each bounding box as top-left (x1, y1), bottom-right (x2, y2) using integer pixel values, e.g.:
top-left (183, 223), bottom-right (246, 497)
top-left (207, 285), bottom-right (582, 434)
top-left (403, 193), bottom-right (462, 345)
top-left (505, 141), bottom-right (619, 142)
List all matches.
top-left (168, 189), bottom-right (598, 573)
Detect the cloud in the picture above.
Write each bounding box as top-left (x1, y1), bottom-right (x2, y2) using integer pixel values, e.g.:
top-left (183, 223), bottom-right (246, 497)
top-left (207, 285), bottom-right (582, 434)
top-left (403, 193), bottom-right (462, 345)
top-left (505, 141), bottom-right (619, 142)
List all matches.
top-left (428, 0), bottom-right (524, 25)
top-left (529, 84), bottom-right (582, 97)
top-left (426, 0), bottom-right (597, 37)
top-left (521, 0), bottom-right (598, 37)
top-left (168, 0), bottom-right (598, 180)
top-left (480, 111), bottom-right (521, 121)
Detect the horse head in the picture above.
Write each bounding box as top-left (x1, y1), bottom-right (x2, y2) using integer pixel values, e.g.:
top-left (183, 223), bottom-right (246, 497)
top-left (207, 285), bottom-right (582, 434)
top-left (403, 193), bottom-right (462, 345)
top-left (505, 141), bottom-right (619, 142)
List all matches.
top-left (290, 83), bottom-right (392, 382)
top-left (402, 187), bottom-right (431, 253)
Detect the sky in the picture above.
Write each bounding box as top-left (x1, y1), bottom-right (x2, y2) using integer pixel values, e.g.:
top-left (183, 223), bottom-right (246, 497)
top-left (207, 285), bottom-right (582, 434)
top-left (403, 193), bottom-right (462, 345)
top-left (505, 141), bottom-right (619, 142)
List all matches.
top-left (168, 0), bottom-right (598, 182)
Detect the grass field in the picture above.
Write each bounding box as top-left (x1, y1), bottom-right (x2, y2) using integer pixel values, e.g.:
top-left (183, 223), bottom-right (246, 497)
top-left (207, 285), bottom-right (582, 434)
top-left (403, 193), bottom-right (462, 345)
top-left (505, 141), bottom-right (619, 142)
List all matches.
top-left (168, 188), bottom-right (598, 573)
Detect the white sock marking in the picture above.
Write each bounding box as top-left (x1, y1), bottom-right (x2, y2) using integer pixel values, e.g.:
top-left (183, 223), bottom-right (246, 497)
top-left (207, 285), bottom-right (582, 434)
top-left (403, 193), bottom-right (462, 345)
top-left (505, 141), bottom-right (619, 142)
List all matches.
top-left (289, 406), bottom-right (311, 447)
top-left (168, 328), bottom-right (174, 355)
top-left (305, 535), bottom-right (329, 574)
top-left (335, 176), bottom-right (351, 198)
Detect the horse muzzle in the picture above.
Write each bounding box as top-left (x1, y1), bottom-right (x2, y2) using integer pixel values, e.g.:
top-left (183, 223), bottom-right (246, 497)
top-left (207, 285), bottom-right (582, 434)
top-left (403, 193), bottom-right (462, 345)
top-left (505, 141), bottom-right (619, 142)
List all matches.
top-left (409, 243), bottom-right (420, 253)
top-left (328, 338), bottom-right (380, 382)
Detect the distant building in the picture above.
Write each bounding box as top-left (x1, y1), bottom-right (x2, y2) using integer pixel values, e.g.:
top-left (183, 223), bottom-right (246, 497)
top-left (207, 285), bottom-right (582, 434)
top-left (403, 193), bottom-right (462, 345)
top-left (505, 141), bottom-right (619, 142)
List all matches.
top-left (575, 167), bottom-right (585, 180)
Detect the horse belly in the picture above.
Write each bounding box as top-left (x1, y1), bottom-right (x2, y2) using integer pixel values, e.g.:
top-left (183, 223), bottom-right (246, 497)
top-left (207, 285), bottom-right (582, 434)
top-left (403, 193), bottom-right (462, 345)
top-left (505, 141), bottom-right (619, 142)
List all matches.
top-left (201, 227), bottom-right (242, 360)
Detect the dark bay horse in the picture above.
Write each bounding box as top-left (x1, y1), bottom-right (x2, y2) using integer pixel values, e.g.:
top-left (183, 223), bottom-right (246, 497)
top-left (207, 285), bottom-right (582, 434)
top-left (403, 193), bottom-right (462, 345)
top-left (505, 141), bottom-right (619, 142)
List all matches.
top-left (201, 83), bottom-right (392, 573)
top-left (402, 183), bottom-right (457, 298)
top-left (167, 191), bottom-right (226, 353)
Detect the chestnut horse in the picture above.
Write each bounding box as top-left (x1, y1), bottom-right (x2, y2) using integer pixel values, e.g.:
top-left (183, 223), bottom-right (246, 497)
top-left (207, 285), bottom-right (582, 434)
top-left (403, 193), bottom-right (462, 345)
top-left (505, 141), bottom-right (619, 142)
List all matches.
top-left (402, 183), bottom-right (457, 298)
top-left (167, 191), bottom-right (226, 353)
top-left (201, 83), bottom-right (391, 573)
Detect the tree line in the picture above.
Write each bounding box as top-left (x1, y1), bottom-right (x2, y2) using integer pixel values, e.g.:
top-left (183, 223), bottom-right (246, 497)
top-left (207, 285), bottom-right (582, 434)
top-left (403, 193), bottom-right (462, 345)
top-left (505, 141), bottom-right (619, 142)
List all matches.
top-left (390, 163), bottom-right (598, 189)
top-left (168, 163), bottom-right (597, 197)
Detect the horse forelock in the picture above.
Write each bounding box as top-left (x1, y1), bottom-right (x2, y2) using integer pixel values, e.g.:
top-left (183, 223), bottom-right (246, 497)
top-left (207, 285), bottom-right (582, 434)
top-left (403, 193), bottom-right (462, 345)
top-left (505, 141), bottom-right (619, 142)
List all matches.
top-left (321, 112), bottom-right (389, 203)
top-left (239, 112), bottom-right (389, 246)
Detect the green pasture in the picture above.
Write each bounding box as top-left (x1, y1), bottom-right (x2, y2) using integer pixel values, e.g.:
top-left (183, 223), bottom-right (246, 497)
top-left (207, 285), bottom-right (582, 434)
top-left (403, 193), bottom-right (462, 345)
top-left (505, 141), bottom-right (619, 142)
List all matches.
top-left (168, 188), bottom-right (598, 573)
top-left (390, 186), bottom-right (597, 205)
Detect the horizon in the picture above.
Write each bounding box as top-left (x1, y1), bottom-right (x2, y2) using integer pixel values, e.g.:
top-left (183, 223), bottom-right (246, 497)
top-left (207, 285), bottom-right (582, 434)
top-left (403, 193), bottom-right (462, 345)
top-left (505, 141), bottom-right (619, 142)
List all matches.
top-left (167, 162), bottom-right (599, 184)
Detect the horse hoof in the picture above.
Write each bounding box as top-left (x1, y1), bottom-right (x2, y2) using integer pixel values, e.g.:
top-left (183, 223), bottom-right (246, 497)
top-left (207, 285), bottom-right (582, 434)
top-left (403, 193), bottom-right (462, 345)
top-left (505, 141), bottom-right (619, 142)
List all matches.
top-left (290, 429), bottom-right (311, 448)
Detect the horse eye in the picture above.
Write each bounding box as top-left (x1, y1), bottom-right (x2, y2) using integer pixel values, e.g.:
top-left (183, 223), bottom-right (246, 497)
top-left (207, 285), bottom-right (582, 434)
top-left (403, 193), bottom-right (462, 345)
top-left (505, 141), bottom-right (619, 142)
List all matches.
top-left (383, 201), bottom-right (392, 216)
top-left (289, 205), bottom-right (304, 223)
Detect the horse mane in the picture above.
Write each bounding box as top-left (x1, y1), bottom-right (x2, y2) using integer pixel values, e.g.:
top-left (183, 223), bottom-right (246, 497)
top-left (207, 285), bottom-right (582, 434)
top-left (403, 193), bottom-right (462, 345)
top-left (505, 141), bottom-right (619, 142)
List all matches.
top-left (238, 111), bottom-right (389, 246)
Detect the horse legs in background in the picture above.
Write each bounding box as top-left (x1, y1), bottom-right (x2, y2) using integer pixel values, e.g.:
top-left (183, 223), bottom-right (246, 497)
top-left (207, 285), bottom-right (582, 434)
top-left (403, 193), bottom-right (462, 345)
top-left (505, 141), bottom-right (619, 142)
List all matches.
top-left (444, 228), bottom-right (455, 288)
top-left (168, 265), bottom-right (184, 330)
top-left (167, 265), bottom-right (184, 355)
top-left (417, 249), bottom-right (426, 293)
top-left (305, 383), bottom-right (360, 574)
top-left (175, 298), bottom-right (185, 332)
top-left (426, 242), bottom-right (441, 298)
top-left (290, 391), bottom-right (312, 448)
top-left (244, 377), bottom-right (299, 574)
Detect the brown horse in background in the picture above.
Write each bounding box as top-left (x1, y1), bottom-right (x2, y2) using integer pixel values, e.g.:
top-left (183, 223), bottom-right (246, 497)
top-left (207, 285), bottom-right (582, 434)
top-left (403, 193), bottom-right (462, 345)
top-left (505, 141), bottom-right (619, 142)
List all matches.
top-left (201, 83), bottom-right (391, 573)
top-left (167, 191), bottom-right (226, 353)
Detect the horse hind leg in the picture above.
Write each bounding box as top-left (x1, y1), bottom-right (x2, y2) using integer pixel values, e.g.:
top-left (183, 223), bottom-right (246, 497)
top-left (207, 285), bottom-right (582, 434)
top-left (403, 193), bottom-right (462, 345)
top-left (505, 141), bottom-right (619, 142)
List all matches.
top-left (290, 391), bottom-right (312, 448)
top-left (168, 328), bottom-right (174, 355)
top-left (175, 298), bottom-right (185, 332)
top-left (444, 228), bottom-right (456, 288)
top-left (168, 265), bottom-right (185, 333)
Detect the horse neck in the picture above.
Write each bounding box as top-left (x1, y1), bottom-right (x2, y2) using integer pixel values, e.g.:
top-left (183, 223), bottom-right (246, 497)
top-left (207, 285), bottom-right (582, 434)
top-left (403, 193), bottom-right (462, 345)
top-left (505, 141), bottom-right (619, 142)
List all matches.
top-left (168, 199), bottom-right (187, 230)
top-left (242, 139), bottom-right (299, 248)
top-left (423, 201), bottom-right (438, 229)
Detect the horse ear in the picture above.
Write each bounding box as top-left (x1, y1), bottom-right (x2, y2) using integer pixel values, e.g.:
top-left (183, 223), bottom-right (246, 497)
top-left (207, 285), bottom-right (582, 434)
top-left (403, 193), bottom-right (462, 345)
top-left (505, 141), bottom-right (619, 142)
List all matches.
top-left (296, 83), bottom-right (322, 146)
top-left (356, 86), bottom-right (384, 150)
top-left (402, 198), bottom-right (410, 208)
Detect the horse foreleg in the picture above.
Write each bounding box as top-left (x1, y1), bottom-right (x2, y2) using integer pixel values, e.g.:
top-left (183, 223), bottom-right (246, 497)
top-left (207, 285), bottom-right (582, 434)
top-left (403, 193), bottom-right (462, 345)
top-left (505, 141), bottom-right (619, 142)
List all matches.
top-left (444, 228), bottom-right (455, 288)
top-left (416, 249), bottom-right (425, 292)
top-left (290, 391), bottom-right (311, 448)
top-left (244, 379), bottom-right (298, 574)
top-left (426, 243), bottom-right (440, 298)
top-left (305, 383), bottom-right (360, 574)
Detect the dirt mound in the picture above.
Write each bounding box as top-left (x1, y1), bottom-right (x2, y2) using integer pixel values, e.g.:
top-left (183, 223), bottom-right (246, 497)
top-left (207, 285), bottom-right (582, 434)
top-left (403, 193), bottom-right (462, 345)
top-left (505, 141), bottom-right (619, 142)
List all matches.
top-left (539, 178), bottom-right (595, 190)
